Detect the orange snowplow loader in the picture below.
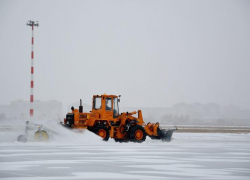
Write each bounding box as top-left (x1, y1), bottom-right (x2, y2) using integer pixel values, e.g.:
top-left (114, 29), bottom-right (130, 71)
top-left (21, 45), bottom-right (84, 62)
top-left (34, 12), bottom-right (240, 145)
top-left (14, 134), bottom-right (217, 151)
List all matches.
top-left (63, 94), bottom-right (176, 142)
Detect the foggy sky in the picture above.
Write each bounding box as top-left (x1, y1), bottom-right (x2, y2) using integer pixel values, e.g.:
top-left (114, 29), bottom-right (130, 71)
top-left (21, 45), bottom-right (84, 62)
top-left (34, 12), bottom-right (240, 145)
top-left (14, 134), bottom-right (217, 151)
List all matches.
top-left (0, 0), bottom-right (250, 110)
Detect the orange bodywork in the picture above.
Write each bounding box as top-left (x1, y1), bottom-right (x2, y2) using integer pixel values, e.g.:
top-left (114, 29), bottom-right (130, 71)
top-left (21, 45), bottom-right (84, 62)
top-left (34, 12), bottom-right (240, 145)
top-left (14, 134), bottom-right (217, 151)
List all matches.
top-left (64, 94), bottom-right (162, 141)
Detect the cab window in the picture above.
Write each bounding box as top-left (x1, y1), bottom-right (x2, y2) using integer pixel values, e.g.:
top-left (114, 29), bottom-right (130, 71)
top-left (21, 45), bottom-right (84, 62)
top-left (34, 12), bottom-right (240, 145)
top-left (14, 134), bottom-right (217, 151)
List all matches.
top-left (93, 97), bottom-right (101, 109)
top-left (106, 98), bottom-right (112, 111)
top-left (113, 97), bottom-right (119, 118)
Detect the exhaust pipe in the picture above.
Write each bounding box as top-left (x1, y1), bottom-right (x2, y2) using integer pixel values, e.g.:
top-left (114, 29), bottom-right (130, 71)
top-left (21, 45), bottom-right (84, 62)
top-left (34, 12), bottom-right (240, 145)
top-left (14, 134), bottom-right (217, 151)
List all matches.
top-left (79, 99), bottom-right (83, 113)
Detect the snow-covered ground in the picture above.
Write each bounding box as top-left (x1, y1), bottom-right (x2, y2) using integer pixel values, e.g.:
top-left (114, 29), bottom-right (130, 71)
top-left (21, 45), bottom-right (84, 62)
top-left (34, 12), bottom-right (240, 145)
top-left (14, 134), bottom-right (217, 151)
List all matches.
top-left (0, 126), bottom-right (249, 179)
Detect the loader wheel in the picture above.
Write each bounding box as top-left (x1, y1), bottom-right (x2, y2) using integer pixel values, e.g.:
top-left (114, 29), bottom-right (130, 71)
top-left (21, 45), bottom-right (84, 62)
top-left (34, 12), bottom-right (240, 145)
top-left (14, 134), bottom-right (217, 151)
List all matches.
top-left (34, 130), bottom-right (49, 141)
top-left (135, 129), bottom-right (144, 140)
top-left (129, 125), bottom-right (146, 143)
top-left (97, 128), bottom-right (109, 141)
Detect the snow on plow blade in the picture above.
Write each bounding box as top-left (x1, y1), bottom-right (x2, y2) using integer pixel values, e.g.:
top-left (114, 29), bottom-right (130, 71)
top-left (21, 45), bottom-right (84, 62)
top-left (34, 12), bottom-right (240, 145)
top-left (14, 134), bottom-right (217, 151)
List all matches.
top-left (144, 123), bottom-right (176, 142)
top-left (158, 128), bottom-right (176, 142)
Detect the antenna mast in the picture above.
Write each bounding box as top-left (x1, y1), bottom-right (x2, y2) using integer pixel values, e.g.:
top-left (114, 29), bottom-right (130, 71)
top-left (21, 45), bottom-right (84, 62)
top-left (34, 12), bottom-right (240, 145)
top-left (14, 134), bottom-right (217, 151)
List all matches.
top-left (26, 20), bottom-right (39, 118)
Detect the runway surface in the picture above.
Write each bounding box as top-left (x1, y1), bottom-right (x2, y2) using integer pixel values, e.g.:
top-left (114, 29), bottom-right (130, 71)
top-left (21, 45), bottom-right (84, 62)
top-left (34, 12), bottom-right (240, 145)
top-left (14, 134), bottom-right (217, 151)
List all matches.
top-left (0, 129), bottom-right (249, 179)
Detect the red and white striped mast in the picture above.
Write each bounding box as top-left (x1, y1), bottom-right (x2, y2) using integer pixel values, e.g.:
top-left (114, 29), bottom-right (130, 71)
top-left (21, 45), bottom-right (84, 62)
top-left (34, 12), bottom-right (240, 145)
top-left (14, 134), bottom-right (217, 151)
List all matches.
top-left (27, 20), bottom-right (39, 118)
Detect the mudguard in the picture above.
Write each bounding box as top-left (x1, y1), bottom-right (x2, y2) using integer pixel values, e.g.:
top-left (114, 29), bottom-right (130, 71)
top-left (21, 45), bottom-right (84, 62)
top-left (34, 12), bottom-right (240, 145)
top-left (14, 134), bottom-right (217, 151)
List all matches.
top-left (125, 120), bottom-right (139, 132)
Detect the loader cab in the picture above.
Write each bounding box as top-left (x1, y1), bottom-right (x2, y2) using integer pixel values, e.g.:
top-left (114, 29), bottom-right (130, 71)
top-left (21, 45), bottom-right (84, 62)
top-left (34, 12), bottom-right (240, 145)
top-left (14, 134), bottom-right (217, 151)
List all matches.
top-left (92, 94), bottom-right (120, 119)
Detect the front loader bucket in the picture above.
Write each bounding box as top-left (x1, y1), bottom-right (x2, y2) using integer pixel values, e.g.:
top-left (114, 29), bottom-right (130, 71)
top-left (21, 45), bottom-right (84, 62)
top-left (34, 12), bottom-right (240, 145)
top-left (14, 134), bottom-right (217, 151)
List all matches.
top-left (158, 129), bottom-right (176, 142)
top-left (145, 123), bottom-right (176, 142)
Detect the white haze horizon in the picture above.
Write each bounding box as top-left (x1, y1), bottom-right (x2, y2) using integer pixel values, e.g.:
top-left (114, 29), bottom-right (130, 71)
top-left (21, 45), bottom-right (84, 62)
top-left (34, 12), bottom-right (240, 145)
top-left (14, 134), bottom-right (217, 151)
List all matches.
top-left (0, 0), bottom-right (250, 110)
top-left (2, 97), bottom-right (250, 112)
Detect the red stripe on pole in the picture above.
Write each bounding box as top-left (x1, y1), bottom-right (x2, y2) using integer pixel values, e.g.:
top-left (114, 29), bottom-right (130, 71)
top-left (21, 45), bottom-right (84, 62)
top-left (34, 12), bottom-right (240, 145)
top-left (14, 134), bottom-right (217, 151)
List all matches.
top-left (30, 95), bottom-right (33, 102)
top-left (31, 67), bottom-right (34, 74)
top-left (31, 51), bottom-right (34, 59)
top-left (30, 109), bottom-right (33, 117)
top-left (32, 37), bottom-right (34, 44)
top-left (31, 81), bottom-right (34, 88)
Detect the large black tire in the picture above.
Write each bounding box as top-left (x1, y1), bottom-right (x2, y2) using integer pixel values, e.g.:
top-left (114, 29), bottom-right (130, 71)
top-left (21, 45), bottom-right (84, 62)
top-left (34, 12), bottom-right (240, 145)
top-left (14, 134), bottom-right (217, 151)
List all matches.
top-left (95, 128), bottom-right (110, 141)
top-left (114, 138), bottom-right (129, 143)
top-left (129, 125), bottom-right (146, 143)
top-left (17, 135), bottom-right (27, 143)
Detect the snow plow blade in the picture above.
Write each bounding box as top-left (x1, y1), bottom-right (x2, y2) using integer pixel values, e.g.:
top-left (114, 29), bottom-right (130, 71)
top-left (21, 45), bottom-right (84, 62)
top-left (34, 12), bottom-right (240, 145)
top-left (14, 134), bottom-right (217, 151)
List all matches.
top-left (144, 122), bottom-right (176, 142)
top-left (158, 129), bottom-right (176, 142)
